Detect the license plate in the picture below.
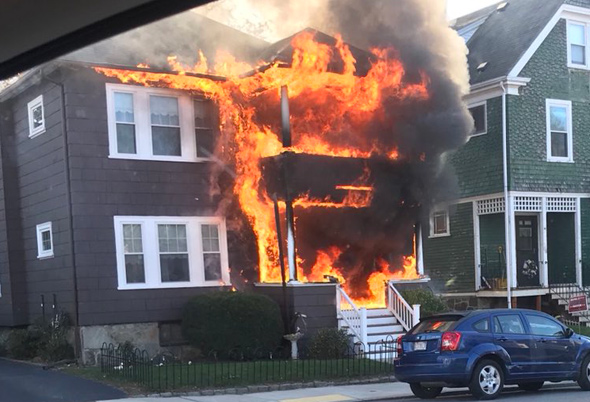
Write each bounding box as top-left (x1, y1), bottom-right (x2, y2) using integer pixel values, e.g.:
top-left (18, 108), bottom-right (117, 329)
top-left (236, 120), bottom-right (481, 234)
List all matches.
top-left (414, 341), bottom-right (427, 351)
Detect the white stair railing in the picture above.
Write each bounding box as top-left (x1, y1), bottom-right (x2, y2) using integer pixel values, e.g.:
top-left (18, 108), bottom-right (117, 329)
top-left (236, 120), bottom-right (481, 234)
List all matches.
top-left (336, 286), bottom-right (368, 345)
top-left (387, 281), bottom-right (420, 331)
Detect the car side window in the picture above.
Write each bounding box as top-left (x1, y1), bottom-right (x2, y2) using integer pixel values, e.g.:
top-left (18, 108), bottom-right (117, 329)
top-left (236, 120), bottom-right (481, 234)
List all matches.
top-left (493, 314), bottom-right (525, 334)
top-left (473, 318), bottom-right (490, 333)
top-left (525, 314), bottom-right (565, 337)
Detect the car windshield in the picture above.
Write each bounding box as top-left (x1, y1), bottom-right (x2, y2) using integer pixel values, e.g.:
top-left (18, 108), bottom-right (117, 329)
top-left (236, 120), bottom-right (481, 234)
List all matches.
top-left (409, 316), bottom-right (462, 334)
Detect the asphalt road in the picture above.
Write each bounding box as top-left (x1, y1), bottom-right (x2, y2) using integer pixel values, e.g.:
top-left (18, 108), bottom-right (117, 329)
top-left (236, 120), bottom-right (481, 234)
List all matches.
top-left (0, 358), bottom-right (126, 402)
top-left (379, 383), bottom-right (588, 401)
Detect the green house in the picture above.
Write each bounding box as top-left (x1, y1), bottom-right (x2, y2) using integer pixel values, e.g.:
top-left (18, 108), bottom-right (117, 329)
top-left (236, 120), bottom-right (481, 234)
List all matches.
top-left (423, 0), bottom-right (590, 309)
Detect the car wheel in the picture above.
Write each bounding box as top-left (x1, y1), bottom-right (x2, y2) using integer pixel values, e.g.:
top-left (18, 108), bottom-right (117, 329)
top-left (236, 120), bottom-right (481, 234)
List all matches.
top-left (409, 383), bottom-right (443, 399)
top-left (469, 359), bottom-right (504, 400)
top-left (518, 382), bottom-right (544, 391)
top-left (578, 354), bottom-right (590, 391)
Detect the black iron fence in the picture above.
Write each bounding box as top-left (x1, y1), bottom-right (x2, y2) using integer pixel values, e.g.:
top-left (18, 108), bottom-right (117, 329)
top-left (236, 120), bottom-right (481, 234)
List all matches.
top-left (549, 282), bottom-right (590, 328)
top-left (100, 339), bottom-right (396, 391)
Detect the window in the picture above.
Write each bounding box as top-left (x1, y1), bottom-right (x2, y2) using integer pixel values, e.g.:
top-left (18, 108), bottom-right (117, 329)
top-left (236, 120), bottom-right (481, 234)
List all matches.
top-left (430, 209), bottom-right (450, 237)
top-left (473, 318), bottom-right (490, 333)
top-left (36, 222), bottom-right (54, 259)
top-left (525, 314), bottom-right (565, 337)
top-left (568, 22), bottom-right (588, 68)
top-left (27, 95), bottom-right (45, 138)
top-left (114, 216), bottom-right (230, 289)
top-left (468, 102), bottom-right (486, 136)
top-left (493, 315), bottom-right (525, 334)
top-left (106, 83), bottom-right (218, 162)
top-left (546, 99), bottom-right (573, 162)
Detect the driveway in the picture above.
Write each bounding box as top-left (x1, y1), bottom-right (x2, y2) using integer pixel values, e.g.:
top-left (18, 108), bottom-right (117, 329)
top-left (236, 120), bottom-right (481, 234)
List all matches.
top-left (0, 358), bottom-right (126, 402)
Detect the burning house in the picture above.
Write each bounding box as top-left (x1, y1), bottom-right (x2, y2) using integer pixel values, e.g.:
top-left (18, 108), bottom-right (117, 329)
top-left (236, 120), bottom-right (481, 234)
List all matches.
top-left (0, 0), bottom-right (473, 361)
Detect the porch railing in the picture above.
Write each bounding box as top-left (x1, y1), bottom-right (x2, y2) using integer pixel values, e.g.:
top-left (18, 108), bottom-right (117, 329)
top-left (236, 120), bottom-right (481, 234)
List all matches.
top-left (386, 281), bottom-right (420, 332)
top-left (549, 282), bottom-right (590, 327)
top-left (336, 285), bottom-right (368, 345)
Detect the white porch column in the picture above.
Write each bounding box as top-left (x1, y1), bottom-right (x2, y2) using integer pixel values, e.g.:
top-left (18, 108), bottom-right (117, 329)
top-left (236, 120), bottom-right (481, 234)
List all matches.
top-left (417, 224), bottom-right (425, 275)
top-left (505, 195), bottom-right (517, 296)
top-left (473, 202), bottom-right (481, 291)
top-left (540, 197), bottom-right (549, 287)
top-left (576, 197), bottom-right (583, 286)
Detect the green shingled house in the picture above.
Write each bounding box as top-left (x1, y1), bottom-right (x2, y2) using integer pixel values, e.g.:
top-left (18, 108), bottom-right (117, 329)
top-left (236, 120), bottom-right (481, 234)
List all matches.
top-left (423, 0), bottom-right (590, 309)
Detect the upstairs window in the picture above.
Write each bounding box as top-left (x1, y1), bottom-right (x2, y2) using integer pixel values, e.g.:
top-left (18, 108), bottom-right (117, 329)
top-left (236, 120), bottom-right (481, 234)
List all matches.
top-left (36, 222), bottom-right (54, 259)
top-left (27, 95), bottom-right (45, 138)
top-left (106, 83), bottom-right (218, 162)
top-left (568, 22), bottom-right (587, 68)
top-left (546, 99), bottom-right (573, 163)
top-left (430, 209), bottom-right (450, 237)
top-left (468, 101), bottom-right (487, 136)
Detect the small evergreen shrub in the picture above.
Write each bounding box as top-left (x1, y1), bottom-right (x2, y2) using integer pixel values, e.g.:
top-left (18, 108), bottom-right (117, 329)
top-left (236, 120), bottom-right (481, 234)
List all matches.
top-left (401, 288), bottom-right (448, 318)
top-left (7, 329), bottom-right (41, 359)
top-left (308, 328), bottom-right (349, 359)
top-left (182, 292), bottom-right (284, 356)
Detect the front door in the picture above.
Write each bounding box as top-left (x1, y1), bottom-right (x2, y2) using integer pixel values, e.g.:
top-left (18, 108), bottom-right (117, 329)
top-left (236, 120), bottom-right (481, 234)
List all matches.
top-left (516, 216), bottom-right (540, 287)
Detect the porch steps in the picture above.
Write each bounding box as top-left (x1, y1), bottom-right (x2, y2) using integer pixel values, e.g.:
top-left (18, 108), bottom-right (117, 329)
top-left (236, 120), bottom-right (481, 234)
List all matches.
top-left (549, 285), bottom-right (590, 327)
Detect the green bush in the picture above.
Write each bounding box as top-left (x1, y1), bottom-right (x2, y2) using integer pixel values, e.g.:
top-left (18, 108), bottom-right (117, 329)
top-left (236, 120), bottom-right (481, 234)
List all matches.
top-left (308, 328), bottom-right (349, 359)
top-left (401, 288), bottom-right (448, 318)
top-left (7, 329), bottom-right (41, 359)
top-left (182, 292), bottom-right (284, 356)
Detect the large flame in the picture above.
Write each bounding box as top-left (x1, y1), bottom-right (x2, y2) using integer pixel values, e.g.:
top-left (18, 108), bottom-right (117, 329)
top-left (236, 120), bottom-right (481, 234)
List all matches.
top-left (95, 31), bottom-right (426, 307)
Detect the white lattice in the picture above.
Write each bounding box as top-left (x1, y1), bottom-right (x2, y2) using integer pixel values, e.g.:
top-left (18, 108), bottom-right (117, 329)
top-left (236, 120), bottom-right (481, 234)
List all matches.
top-left (476, 198), bottom-right (505, 215)
top-left (547, 197), bottom-right (577, 212)
top-left (514, 196), bottom-right (542, 212)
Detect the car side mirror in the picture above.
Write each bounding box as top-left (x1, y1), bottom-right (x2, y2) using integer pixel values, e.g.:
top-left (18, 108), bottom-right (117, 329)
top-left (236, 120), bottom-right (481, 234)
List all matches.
top-left (564, 328), bottom-right (575, 338)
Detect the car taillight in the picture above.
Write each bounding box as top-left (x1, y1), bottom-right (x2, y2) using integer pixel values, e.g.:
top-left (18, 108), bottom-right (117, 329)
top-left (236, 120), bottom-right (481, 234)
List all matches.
top-left (441, 331), bottom-right (462, 351)
top-left (396, 335), bottom-right (403, 356)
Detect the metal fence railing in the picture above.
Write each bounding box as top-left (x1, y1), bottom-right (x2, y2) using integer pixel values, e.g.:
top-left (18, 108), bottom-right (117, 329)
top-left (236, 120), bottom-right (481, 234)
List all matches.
top-left (100, 339), bottom-right (397, 392)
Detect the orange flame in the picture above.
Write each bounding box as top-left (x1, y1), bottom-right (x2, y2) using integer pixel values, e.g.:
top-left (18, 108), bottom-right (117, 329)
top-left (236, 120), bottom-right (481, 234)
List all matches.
top-left (95, 31), bottom-right (427, 307)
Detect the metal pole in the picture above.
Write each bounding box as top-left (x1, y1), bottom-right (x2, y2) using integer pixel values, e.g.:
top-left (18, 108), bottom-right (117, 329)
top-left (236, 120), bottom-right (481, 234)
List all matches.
top-left (273, 194), bottom-right (290, 333)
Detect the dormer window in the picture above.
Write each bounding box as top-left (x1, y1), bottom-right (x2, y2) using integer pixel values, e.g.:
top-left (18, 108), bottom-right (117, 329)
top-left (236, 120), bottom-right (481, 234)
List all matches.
top-left (568, 22), bottom-right (588, 68)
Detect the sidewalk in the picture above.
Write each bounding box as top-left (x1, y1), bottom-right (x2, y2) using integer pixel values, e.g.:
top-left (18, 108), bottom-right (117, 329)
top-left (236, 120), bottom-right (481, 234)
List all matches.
top-left (98, 382), bottom-right (411, 402)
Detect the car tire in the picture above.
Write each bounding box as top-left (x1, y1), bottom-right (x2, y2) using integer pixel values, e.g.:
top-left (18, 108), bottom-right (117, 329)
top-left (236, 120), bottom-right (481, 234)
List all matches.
top-left (409, 383), bottom-right (443, 399)
top-left (469, 359), bottom-right (504, 400)
top-left (578, 354), bottom-right (590, 391)
top-left (518, 382), bottom-right (544, 391)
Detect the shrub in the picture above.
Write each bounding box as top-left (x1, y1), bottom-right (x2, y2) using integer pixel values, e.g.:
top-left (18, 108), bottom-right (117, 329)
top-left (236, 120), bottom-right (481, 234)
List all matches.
top-left (182, 292), bottom-right (284, 356)
top-left (7, 329), bottom-right (41, 359)
top-left (401, 288), bottom-right (448, 318)
top-left (308, 328), bottom-right (349, 359)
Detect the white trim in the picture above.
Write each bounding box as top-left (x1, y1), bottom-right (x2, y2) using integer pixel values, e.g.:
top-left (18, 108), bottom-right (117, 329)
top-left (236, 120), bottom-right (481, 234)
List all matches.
top-left (546, 99), bottom-right (573, 163)
top-left (113, 216), bottom-right (230, 290)
top-left (468, 100), bottom-right (487, 137)
top-left (439, 288), bottom-right (551, 298)
top-left (540, 198), bottom-right (549, 287)
top-left (575, 197), bottom-right (583, 286)
top-left (106, 83), bottom-right (213, 163)
top-left (429, 208), bottom-right (450, 238)
top-left (567, 20), bottom-right (589, 69)
top-left (27, 95), bottom-right (45, 138)
top-left (417, 225), bottom-right (425, 275)
top-left (36, 222), bottom-right (54, 259)
top-left (473, 202), bottom-right (482, 291)
top-left (465, 77), bottom-right (530, 104)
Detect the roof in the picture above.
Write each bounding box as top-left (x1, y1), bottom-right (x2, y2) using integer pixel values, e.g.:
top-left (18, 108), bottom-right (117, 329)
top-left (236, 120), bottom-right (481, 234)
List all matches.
top-left (451, 2), bottom-right (501, 31)
top-left (465, 0), bottom-right (565, 85)
top-left (61, 12), bottom-right (269, 69)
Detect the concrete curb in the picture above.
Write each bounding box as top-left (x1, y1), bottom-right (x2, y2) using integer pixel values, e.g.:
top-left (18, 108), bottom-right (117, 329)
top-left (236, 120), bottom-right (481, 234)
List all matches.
top-left (134, 375), bottom-right (397, 398)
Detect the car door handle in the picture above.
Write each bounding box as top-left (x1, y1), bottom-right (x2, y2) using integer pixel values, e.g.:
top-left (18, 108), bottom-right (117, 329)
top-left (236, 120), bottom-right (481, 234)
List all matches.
top-left (497, 337), bottom-right (508, 342)
top-left (537, 338), bottom-right (547, 343)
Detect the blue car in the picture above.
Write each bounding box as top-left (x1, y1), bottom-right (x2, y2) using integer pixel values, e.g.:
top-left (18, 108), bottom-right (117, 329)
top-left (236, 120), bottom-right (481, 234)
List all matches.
top-left (394, 308), bottom-right (590, 400)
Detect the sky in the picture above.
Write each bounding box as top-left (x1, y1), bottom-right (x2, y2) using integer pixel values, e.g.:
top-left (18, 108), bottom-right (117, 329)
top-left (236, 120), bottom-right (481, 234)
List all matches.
top-left (447, 0), bottom-right (501, 19)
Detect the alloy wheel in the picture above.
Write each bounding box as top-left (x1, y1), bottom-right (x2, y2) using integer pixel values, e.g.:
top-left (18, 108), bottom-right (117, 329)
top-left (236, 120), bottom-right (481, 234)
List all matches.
top-left (479, 365), bottom-right (501, 395)
top-left (586, 360), bottom-right (590, 382)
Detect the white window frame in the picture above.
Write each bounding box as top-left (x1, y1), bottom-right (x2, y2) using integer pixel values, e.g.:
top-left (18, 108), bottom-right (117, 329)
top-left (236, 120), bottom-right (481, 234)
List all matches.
top-left (113, 216), bottom-right (230, 290)
top-left (546, 99), bottom-right (573, 163)
top-left (36, 222), bottom-right (54, 259)
top-left (468, 101), bottom-right (487, 138)
top-left (567, 20), bottom-right (589, 69)
top-left (429, 208), bottom-right (450, 238)
top-left (27, 95), bottom-right (45, 138)
top-left (106, 83), bottom-right (211, 163)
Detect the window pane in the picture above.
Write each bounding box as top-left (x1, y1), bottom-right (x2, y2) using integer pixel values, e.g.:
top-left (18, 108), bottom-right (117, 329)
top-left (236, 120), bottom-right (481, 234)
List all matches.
top-left (196, 128), bottom-right (215, 158)
top-left (571, 44), bottom-right (586, 65)
top-left (160, 254), bottom-right (190, 282)
top-left (125, 255), bottom-right (145, 283)
top-left (551, 131), bottom-right (568, 157)
top-left (41, 230), bottom-right (51, 251)
top-left (150, 96), bottom-right (179, 126)
top-left (550, 106), bottom-right (567, 131)
top-left (495, 315), bottom-right (525, 334)
top-left (204, 254), bottom-right (222, 281)
top-left (114, 92), bottom-right (134, 123)
top-left (32, 105), bottom-right (43, 128)
top-left (152, 126), bottom-right (181, 156)
top-left (469, 105), bottom-right (486, 134)
top-left (202, 224), bottom-right (221, 252)
top-left (116, 123), bottom-right (136, 154)
top-left (123, 224), bottom-right (142, 253)
top-left (526, 315), bottom-right (564, 337)
top-left (473, 318), bottom-right (489, 333)
top-left (158, 224), bottom-right (188, 254)
top-left (569, 24), bottom-right (586, 45)
top-left (194, 99), bottom-right (213, 128)
top-left (433, 213), bottom-right (447, 234)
